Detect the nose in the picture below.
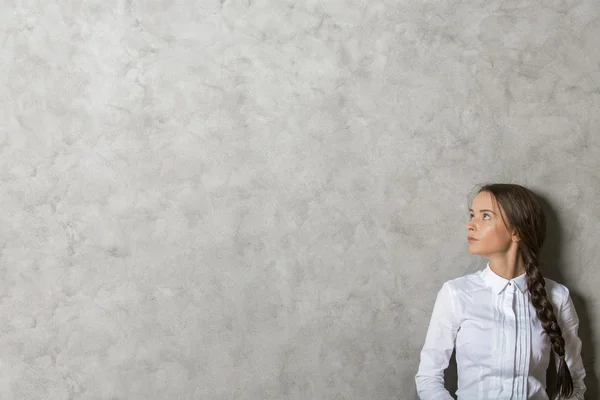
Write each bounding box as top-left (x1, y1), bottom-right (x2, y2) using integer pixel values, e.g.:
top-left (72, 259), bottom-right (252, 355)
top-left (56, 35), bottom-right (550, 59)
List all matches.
top-left (466, 220), bottom-right (476, 232)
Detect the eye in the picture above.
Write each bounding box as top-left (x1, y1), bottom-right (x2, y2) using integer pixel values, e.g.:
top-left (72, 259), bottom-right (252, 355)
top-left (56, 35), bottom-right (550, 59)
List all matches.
top-left (483, 213), bottom-right (491, 220)
top-left (468, 214), bottom-right (474, 221)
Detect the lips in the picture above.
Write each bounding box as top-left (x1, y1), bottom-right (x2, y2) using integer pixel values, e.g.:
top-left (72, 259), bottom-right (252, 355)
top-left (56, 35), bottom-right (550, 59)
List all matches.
top-left (468, 237), bottom-right (478, 242)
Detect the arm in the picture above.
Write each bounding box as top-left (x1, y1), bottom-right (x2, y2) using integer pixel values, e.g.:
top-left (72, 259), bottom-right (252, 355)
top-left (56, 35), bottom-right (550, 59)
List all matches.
top-left (556, 288), bottom-right (586, 399)
top-left (415, 282), bottom-right (460, 400)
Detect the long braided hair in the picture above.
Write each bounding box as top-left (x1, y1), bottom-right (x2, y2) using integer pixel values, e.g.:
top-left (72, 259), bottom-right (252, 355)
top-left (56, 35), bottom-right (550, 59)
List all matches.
top-left (478, 183), bottom-right (573, 398)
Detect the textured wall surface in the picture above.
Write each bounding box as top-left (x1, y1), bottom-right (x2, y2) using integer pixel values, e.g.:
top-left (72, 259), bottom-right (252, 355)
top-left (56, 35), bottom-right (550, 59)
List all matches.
top-left (1, 0), bottom-right (599, 399)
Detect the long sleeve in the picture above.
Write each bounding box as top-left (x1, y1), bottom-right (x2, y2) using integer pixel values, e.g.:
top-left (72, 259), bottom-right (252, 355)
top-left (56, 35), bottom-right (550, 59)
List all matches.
top-left (555, 289), bottom-right (586, 399)
top-left (415, 282), bottom-right (460, 400)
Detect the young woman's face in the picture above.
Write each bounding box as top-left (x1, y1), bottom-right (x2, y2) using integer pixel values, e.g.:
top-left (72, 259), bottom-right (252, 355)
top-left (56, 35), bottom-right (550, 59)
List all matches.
top-left (466, 191), bottom-right (514, 256)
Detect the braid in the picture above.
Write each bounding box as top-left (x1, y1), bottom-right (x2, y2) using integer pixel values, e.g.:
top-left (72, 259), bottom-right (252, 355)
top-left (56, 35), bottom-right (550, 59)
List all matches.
top-left (523, 249), bottom-right (574, 398)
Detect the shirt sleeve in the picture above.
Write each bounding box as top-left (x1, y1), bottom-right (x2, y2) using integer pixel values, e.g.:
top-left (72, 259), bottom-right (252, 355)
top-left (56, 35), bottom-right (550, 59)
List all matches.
top-left (555, 288), bottom-right (586, 399)
top-left (415, 282), bottom-right (460, 400)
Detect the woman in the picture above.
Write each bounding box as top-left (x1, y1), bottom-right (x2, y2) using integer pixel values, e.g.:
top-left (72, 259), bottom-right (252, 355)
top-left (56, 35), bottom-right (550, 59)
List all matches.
top-left (415, 183), bottom-right (586, 399)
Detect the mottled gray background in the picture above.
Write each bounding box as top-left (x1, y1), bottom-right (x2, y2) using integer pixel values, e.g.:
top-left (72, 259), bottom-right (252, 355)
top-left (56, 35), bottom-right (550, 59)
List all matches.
top-left (0, 0), bottom-right (599, 399)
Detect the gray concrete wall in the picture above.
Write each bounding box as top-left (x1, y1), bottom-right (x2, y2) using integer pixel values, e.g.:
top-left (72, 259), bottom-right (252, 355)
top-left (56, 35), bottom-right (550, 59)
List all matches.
top-left (1, 1), bottom-right (598, 399)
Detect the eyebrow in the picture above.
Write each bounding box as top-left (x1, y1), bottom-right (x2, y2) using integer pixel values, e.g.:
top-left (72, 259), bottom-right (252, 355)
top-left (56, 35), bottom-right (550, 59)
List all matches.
top-left (469, 208), bottom-right (496, 214)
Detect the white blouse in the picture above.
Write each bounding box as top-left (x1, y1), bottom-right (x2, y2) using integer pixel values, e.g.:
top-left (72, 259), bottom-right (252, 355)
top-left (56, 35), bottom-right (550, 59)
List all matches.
top-left (415, 264), bottom-right (586, 399)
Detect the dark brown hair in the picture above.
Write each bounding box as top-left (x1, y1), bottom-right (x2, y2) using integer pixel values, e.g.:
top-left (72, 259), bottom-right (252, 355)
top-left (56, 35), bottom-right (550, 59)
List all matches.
top-left (477, 183), bottom-right (573, 398)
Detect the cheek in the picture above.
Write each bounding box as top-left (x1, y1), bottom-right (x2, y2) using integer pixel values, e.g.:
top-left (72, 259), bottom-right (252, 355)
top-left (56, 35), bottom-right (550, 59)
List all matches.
top-left (481, 225), bottom-right (510, 245)
top-left (492, 224), bottom-right (512, 242)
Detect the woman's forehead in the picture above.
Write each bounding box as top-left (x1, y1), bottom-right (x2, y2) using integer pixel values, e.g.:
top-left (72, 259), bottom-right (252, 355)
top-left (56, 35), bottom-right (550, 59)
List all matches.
top-left (471, 191), bottom-right (497, 209)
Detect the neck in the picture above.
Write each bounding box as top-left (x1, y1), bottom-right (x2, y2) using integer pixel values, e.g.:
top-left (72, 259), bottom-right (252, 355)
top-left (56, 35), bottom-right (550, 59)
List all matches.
top-left (488, 250), bottom-right (526, 280)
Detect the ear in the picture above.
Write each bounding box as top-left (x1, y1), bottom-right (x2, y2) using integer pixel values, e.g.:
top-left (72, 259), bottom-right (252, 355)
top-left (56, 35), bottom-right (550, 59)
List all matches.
top-left (511, 230), bottom-right (520, 242)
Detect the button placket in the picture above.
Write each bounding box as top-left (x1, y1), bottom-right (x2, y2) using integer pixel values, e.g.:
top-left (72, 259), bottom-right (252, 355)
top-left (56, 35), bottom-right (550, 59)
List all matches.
top-left (504, 282), bottom-right (517, 395)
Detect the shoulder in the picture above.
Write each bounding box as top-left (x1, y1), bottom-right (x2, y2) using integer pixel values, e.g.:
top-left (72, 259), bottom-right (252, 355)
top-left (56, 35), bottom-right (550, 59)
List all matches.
top-left (543, 277), bottom-right (571, 308)
top-left (443, 269), bottom-right (486, 294)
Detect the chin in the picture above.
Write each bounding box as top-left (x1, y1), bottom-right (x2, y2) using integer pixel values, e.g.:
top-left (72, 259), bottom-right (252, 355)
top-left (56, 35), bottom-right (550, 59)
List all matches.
top-left (468, 245), bottom-right (485, 256)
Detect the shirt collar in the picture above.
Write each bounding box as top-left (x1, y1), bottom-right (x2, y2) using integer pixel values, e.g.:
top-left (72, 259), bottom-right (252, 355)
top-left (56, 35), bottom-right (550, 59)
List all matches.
top-left (481, 262), bottom-right (527, 294)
